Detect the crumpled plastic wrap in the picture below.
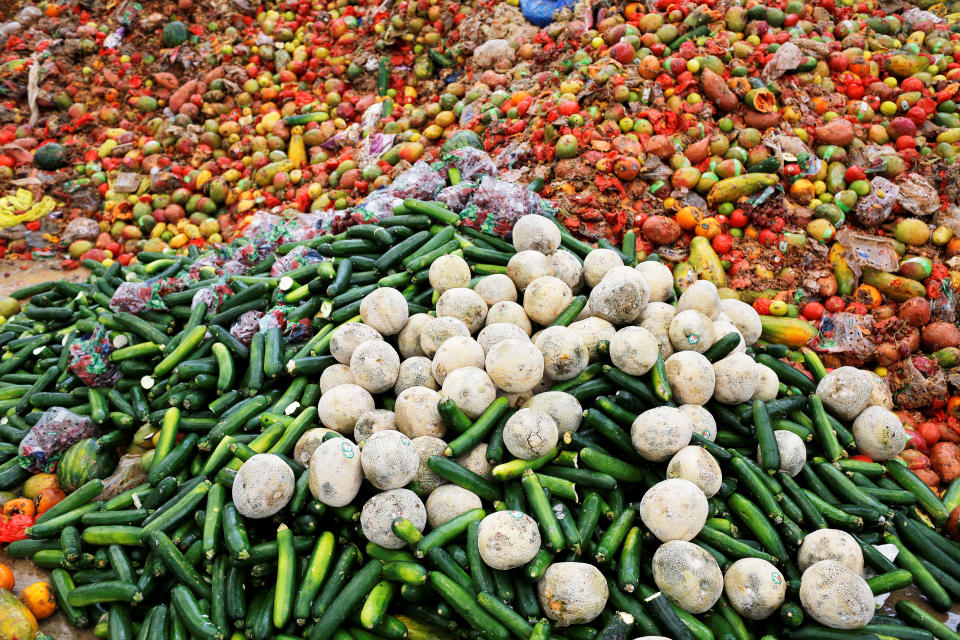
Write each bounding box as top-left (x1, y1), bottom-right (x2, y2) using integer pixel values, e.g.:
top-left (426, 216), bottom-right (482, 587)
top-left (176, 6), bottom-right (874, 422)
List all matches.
top-left (109, 278), bottom-right (185, 314)
top-left (192, 283), bottom-right (233, 313)
top-left (271, 245), bottom-right (325, 277)
top-left (436, 182), bottom-right (477, 212)
top-left (69, 327), bottom-right (122, 388)
top-left (446, 147), bottom-right (498, 182)
top-left (896, 173), bottom-right (939, 217)
top-left (815, 312), bottom-right (875, 360)
top-left (353, 189), bottom-right (405, 223)
top-left (855, 177), bottom-right (898, 228)
top-left (889, 356), bottom-right (948, 410)
top-left (386, 161), bottom-right (445, 200)
top-left (460, 176), bottom-right (544, 237)
top-left (18, 407), bottom-right (97, 473)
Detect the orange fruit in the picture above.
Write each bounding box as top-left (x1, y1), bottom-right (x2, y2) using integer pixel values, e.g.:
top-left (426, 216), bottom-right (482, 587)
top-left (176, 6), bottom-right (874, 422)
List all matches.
top-left (0, 564), bottom-right (13, 590)
top-left (675, 206), bottom-right (702, 231)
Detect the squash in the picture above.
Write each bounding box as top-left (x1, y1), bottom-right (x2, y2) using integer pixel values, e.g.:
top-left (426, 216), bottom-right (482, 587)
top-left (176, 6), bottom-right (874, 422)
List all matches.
top-left (162, 21), bottom-right (188, 47)
top-left (33, 143), bottom-right (67, 170)
top-left (56, 438), bottom-right (118, 493)
top-left (0, 588), bottom-right (38, 640)
top-left (759, 316), bottom-right (819, 348)
top-left (19, 582), bottom-right (56, 620)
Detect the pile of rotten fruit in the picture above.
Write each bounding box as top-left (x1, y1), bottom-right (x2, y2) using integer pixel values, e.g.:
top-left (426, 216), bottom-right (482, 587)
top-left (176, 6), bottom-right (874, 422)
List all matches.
top-left (0, 204), bottom-right (958, 640)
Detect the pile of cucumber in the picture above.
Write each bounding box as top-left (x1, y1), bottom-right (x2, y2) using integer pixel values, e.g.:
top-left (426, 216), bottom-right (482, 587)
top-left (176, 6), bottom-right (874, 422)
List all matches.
top-left (0, 198), bottom-right (958, 640)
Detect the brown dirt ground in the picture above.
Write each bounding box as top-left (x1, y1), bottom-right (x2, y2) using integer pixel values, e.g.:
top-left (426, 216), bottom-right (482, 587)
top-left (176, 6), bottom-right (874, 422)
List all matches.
top-left (0, 260), bottom-right (95, 640)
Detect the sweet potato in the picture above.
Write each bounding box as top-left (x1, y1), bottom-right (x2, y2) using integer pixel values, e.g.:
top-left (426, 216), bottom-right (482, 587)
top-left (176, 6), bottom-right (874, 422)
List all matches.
top-left (642, 216), bottom-right (682, 246)
top-left (814, 117), bottom-right (855, 147)
top-left (700, 69), bottom-right (738, 112)
top-left (874, 342), bottom-right (901, 367)
top-left (922, 322), bottom-right (960, 350)
top-left (932, 441), bottom-right (960, 481)
top-left (941, 423), bottom-right (960, 444)
top-left (743, 109), bottom-right (781, 130)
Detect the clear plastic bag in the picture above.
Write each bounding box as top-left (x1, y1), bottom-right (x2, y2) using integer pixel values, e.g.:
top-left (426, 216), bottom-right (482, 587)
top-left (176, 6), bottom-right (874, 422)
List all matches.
top-left (447, 147), bottom-right (497, 182)
top-left (230, 310), bottom-right (264, 345)
top-left (461, 176), bottom-right (540, 237)
top-left (109, 281), bottom-right (154, 314)
top-left (889, 356), bottom-right (948, 410)
top-left (353, 189), bottom-right (404, 223)
top-left (761, 42), bottom-right (804, 82)
top-left (97, 454), bottom-right (147, 500)
top-left (930, 278), bottom-right (956, 323)
top-left (855, 177), bottom-right (898, 228)
top-left (386, 161), bottom-right (445, 200)
top-left (835, 229), bottom-right (900, 272)
top-left (271, 245), bottom-right (325, 277)
top-left (68, 327), bottom-right (122, 388)
top-left (242, 211), bottom-right (286, 242)
top-left (436, 182), bottom-right (476, 212)
top-left (18, 407), bottom-right (98, 473)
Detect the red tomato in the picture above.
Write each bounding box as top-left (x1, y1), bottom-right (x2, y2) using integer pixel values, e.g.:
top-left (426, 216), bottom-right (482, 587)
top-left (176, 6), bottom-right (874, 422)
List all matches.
top-left (918, 422), bottom-right (941, 447)
top-left (824, 295), bottom-right (845, 313)
top-left (711, 234), bottom-right (732, 254)
top-left (802, 302), bottom-right (824, 321)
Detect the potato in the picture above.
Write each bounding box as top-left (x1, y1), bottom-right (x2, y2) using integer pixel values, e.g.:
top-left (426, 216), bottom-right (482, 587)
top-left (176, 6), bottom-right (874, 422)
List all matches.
top-left (550, 249), bottom-right (585, 293)
top-left (486, 301), bottom-right (534, 335)
top-left (478, 510), bottom-right (542, 569)
top-left (652, 540), bottom-right (723, 613)
top-left (898, 296), bottom-right (931, 328)
top-left (589, 274), bottom-right (645, 324)
top-left (319, 364), bottom-right (354, 393)
top-left (360, 488), bottom-right (426, 549)
top-left (669, 309), bottom-right (715, 354)
top-left (666, 446), bottom-right (722, 497)
top-left (234, 454), bottom-right (295, 518)
top-left (816, 366), bottom-right (871, 420)
top-left (436, 288), bottom-right (488, 334)
top-left (524, 276), bottom-right (574, 326)
top-left (395, 356), bottom-right (439, 395)
top-left (512, 214), bottom-right (561, 254)
top-left (317, 384), bottom-right (375, 435)
top-left (432, 336), bottom-right (485, 385)
top-left (350, 340), bottom-right (400, 394)
top-left (397, 313), bottom-right (431, 358)
top-left (610, 326), bottom-right (660, 376)
top-left (724, 558), bottom-right (787, 620)
top-left (474, 273), bottom-right (518, 306)
top-left (503, 408), bottom-right (559, 459)
top-left (712, 353), bottom-right (759, 404)
top-left (507, 250), bottom-right (553, 291)
top-left (678, 280), bottom-right (721, 319)
top-left (636, 261), bottom-right (674, 303)
top-left (420, 316), bottom-right (471, 358)
top-left (486, 338), bottom-right (544, 393)
top-left (569, 316), bottom-right (616, 362)
top-left (478, 323), bottom-right (530, 354)
top-left (429, 254), bottom-right (471, 294)
top-left (583, 248), bottom-right (624, 287)
top-left (640, 479), bottom-right (708, 542)
top-left (329, 323), bottom-right (383, 364)
top-left (410, 436), bottom-right (448, 494)
top-left (797, 529), bottom-right (863, 574)
top-left (799, 560), bottom-right (873, 629)
top-left (536, 326), bottom-right (588, 381)
top-left (752, 364), bottom-right (779, 402)
top-left (758, 430), bottom-right (807, 477)
top-left (537, 562), bottom-right (608, 626)
top-left (294, 427), bottom-right (335, 465)
top-left (360, 430), bottom-right (419, 490)
top-left (523, 391), bottom-right (582, 435)
top-left (426, 484), bottom-right (482, 528)
top-left (354, 410), bottom-right (396, 443)
top-left (360, 287), bottom-right (409, 336)
top-left (308, 437), bottom-right (363, 507)
top-left (395, 386), bottom-right (446, 438)
top-left (679, 404), bottom-right (717, 441)
top-left (665, 351), bottom-right (715, 405)
top-left (719, 299), bottom-right (763, 345)
top-left (441, 366), bottom-right (496, 419)
top-left (852, 406), bottom-right (906, 461)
